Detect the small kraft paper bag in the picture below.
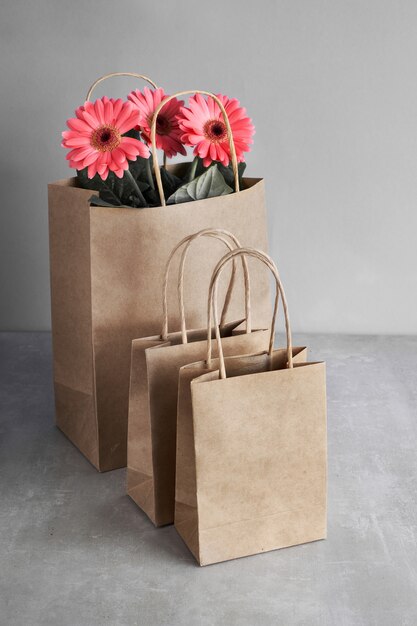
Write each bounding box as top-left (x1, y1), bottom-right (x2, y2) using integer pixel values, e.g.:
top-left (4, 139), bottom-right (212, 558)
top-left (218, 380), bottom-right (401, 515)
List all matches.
top-left (48, 75), bottom-right (271, 472)
top-left (175, 247), bottom-right (327, 566)
top-left (127, 228), bottom-right (270, 527)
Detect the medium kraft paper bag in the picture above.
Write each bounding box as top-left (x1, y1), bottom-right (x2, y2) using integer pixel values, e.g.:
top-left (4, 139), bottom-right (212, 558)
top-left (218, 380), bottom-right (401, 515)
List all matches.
top-left (175, 248), bottom-right (327, 566)
top-left (127, 228), bottom-right (270, 527)
top-left (48, 78), bottom-right (271, 472)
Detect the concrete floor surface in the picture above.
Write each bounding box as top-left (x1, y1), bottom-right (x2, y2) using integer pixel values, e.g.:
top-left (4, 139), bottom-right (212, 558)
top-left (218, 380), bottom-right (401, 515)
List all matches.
top-left (0, 332), bottom-right (416, 626)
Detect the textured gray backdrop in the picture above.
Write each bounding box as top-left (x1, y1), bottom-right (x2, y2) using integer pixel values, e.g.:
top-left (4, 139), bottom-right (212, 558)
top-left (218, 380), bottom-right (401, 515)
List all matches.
top-left (1, 0), bottom-right (416, 333)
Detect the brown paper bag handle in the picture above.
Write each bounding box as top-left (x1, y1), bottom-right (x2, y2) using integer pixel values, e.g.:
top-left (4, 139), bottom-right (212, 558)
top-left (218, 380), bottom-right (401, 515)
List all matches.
top-left (85, 72), bottom-right (158, 101)
top-left (207, 248), bottom-right (293, 379)
top-left (177, 229), bottom-right (252, 343)
top-left (150, 91), bottom-right (240, 206)
top-left (162, 230), bottom-right (236, 341)
top-left (161, 229), bottom-right (250, 342)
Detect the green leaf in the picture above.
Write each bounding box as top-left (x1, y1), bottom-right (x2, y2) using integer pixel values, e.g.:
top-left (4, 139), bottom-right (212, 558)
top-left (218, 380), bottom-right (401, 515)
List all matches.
top-left (160, 167), bottom-right (183, 198)
top-left (76, 169), bottom-right (122, 206)
top-left (113, 160), bottom-right (150, 205)
top-left (167, 164), bottom-right (233, 205)
top-left (129, 154), bottom-right (152, 185)
top-left (216, 161), bottom-right (246, 188)
top-left (183, 157), bottom-right (207, 181)
top-left (123, 128), bottom-right (141, 141)
top-left (88, 195), bottom-right (132, 208)
top-left (143, 187), bottom-right (160, 206)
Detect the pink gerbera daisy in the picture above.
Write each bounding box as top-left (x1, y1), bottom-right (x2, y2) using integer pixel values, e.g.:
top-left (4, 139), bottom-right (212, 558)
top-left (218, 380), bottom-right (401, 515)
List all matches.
top-left (62, 97), bottom-right (149, 180)
top-left (178, 93), bottom-right (255, 167)
top-left (128, 87), bottom-right (186, 158)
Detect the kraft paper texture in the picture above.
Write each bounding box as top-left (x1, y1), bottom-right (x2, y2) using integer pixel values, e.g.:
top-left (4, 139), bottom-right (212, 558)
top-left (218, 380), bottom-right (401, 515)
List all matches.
top-left (48, 172), bottom-right (270, 470)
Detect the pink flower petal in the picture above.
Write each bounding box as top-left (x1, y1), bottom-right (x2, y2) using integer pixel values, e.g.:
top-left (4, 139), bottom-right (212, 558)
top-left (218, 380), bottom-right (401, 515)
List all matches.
top-left (62, 130), bottom-right (90, 140)
top-left (88, 162), bottom-right (98, 178)
top-left (80, 109), bottom-right (100, 130)
top-left (83, 151), bottom-right (99, 167)
top-left (94, 98), bottom-right (105, 125)
top-left (67, 117), bottom-right (92, 133)
top-left (63, 136), bottom-right (91, 147)
top-left (66, 147), bottom-right (95, 162)
top-left (112, 148), bottom-right (127, 165)
top-left (114, 102), bottom-right (134, 131)
top-left (118, 112), bottom-right (140, 135)
top-left (185, 133), bottom-right (204, 145)
top-left (216, 144), bottom-right (228, 162)
top-left (143, 87), bottom-right (155, 111)
top-left (197, 141), bottom-right (210, 158)
top-left (112, 99), bottom-right (124, 124)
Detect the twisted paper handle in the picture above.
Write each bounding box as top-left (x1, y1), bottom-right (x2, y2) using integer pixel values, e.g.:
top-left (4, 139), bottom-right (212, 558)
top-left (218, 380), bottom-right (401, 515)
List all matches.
top-left (85, 72), bottom-right (158, 101)
top-left (177, 229), bottom-right (251, 343)
top-left (161, 229), bottom-right (251, 342)
top-left (207, 248), bottom-right (293, 379)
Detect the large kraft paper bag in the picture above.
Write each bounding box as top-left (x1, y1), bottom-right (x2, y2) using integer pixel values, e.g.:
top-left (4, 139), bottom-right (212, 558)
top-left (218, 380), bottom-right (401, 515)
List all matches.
top-left (48, 174), bottom-right (270, 471)
top-left (48, 79), bottom-right (271, 472)
top-left (175, 248), bottom-right (327, 566)
top-left (127, 228), bottom-right (270, 526)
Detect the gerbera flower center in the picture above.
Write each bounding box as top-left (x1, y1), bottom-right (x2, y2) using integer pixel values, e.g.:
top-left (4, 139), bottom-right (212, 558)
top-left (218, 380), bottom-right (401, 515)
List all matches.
top-left (203, 119), bottom-right (228, 144)
top-left (91, 125), bottom-right (121, 152)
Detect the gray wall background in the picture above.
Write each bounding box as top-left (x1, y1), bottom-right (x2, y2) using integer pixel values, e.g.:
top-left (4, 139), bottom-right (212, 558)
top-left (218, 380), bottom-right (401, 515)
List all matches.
top-left (1, 0), bottom-right (416, 334)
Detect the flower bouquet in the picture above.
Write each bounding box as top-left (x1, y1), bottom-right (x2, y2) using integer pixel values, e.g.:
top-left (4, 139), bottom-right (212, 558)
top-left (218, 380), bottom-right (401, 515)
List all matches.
top-left (49, 72), bottom-right (270, 472)
top-left (62, 78), bottom-right (255, 209)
